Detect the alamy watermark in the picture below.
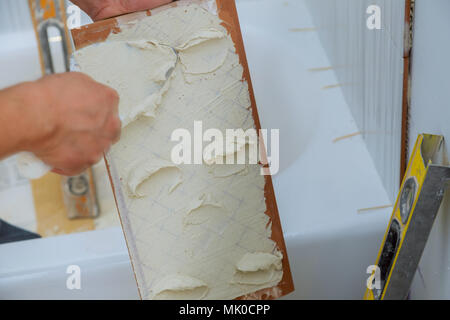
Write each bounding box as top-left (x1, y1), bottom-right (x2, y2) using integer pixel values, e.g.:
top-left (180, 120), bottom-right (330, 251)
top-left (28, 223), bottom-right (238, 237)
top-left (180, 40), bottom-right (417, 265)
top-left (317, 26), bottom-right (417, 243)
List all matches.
top-left (66, 5), bottom-right (81, 29)
top-left (366, 265), bottom-right (381, 290)
top-left (66, 264), bottom-right (81, 290)
top-left (170, 121), bottom-right (280, 175)
top-left (367, 5), bottom-right (381, 30)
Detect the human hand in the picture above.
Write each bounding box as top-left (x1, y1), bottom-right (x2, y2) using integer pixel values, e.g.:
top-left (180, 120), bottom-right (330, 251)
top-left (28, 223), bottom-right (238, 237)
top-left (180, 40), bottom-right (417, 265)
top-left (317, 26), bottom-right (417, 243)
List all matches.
top-left (25, 72), bottom-right (121, 176)
top-left (71, 0), bottom-right (173, 21)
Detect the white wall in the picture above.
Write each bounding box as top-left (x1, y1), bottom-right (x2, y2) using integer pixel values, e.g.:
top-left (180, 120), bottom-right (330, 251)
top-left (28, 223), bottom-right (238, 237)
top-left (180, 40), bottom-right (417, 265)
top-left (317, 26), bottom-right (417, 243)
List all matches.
top-left (305, 0), bottom-right (406, 202)
top-left (0, 0), bottom-right (33, 34)
top-left (408, 0), bottom-right (450, 299)
top-left (0, 0), bottom-right (42, 89)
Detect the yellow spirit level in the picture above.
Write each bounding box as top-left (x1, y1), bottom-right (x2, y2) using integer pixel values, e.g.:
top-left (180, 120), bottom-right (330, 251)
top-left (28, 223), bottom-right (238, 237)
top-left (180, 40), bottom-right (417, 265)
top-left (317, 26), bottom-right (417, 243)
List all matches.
top-left (364, 134), bottom-right (450, 300)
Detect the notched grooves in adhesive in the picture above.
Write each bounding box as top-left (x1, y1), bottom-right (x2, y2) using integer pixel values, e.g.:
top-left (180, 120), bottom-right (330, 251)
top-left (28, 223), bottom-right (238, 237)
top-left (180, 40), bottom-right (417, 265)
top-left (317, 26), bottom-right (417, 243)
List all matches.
top-left (152, 274), bottom-right (209, 300)
top-left (126, 158), bottom-right (181, 198)
top-left (232, 252), bottom-right (283, 286)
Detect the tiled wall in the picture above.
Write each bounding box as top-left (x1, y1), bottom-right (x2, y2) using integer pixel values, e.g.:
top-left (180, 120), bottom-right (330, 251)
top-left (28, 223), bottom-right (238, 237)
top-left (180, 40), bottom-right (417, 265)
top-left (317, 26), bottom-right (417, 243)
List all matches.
top-left (305, 0), bottom-right (406, 202)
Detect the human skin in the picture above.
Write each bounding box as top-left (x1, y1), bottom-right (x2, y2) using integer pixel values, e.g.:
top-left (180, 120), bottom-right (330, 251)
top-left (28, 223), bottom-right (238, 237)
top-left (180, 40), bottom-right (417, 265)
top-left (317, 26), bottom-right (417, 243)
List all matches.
top-left (0, 0), bottom-right (172, 176)
top-left (71, 0), bottom-right (173, 21)
top-left (0, 73), bottom-right (121, 176)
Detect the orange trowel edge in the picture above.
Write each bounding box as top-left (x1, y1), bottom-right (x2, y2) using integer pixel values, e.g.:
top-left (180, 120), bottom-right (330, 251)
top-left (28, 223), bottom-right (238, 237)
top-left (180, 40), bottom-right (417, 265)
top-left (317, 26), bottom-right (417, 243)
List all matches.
top-left (71, 0), bottom-right (294, 300)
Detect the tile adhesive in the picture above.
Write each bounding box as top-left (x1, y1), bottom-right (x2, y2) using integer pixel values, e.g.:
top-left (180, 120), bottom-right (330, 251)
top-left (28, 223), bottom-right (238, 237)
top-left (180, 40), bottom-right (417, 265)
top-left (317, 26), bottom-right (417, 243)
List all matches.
top-left (74, 3), bottom-right (283, 299)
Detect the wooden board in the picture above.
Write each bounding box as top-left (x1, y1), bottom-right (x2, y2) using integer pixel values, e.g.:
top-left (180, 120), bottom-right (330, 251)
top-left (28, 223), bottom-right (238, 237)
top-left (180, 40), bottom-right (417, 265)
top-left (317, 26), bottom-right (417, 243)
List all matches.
top-left (400, 0), bottom-right (414, 182)
top-left (71, 0), bottom-right (294, 300)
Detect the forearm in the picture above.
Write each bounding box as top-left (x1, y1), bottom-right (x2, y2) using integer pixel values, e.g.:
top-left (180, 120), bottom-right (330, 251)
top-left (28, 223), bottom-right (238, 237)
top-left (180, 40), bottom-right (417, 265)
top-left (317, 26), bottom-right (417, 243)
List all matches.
top-left (0, 82), bottom-right (53, 159)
